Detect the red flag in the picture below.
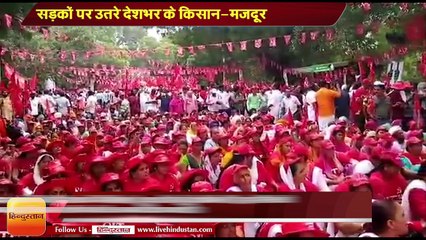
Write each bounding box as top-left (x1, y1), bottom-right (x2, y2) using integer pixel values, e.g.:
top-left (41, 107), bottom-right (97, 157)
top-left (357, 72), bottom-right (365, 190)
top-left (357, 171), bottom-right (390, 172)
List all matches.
top-left (325, 29), bottom-right (335, 41)
top-left (284, 35), bottom-right (291, 45)
top-left (164, 48), bottom-right (170, 56)
top-left (240, 41), bottom-right (247, 51)
top-left (310, 31), bottom-right (320, 41)
top-left (42, 28), bottom-right (49, 39)
top-left (226, 42), bottom-right (233, 52)
top-left (3, 63), bottom-right (14, 80)
top-left (361, 3), bottom-right (371, 12)
top-left (269, 37), bottom-right (276, 47)
top-left (188, 46), bottom-right (195, 55)
top-left (177, 47), bottom-right (184, 57)
top-left (300, 32), bottom-right (306, 44)
top-left (3, 14), bottom-right (12, 28)
top-left (30, 74), bottom-right (38, 91)
top-left (254, 39), bottom-right (262, 48)
top-left (8, 71), bottom-right (25, 117)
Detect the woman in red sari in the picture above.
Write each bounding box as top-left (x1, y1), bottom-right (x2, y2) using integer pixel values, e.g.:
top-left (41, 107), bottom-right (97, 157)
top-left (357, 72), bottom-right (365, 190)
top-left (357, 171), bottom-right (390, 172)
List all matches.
top-left (330, 126), bottom-right (350, 153)
top-left (150, 153), bottom-right (180, 192)
top-left (122, 155), bottom-right (160, 192)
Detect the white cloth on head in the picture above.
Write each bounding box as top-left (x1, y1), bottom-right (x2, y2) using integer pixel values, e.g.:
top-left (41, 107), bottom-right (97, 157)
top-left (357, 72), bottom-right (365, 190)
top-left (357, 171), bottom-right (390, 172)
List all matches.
top-left (389, 126), bottom-right (402, 136)
top-left (353, 160), bottom-right (375, 175)
top-left (401, 179), bottom-right (426, 221)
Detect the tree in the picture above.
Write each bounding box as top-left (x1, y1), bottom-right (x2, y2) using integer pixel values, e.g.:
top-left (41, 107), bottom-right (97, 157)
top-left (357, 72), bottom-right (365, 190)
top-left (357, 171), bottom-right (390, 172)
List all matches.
top-left (162, 4), bottom-right (426, 82)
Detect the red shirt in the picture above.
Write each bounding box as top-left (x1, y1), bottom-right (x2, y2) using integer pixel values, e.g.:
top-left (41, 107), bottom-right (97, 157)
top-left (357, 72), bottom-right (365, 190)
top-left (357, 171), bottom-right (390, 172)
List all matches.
top-left (351, 87), bottom-right (369, 116)
top-left (123, 177), bottom-right (161, 192)
top-left (402, 152), bottom-right (423, 165)
top-left (369, 171), bottom-right (408, 200)
top-left (152, 173), bottom-right (180, 192)
top-left (18, 173), bottom-right (37, 191)
top-left (13, 158), bottom-right (36, 179)
top-left (68, 174), bottom-right (89, 193)
top-left (409, 188), bottom-right (426, 221)
top-left (277, 180), bottom-right (319, 192)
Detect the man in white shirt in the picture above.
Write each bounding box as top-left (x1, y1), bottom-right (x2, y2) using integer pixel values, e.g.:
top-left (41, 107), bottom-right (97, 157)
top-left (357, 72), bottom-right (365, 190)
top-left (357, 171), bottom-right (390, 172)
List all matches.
top-left (282, 90), bottom-right (301, 119)
top-left (39, 90), bottom-right (56, 115)
top-left (55, 92), bottom-right (71, 116)
top-left (29, 92), bottom-right (40, 117)
top-left (206, 88), bottom-right (223, 113)
top-left (304, 86), bottom-right (317, 122)
top-left (85, 91), bottom-right (98, 119)
top-left (267, 85), bottom-right (284, 120)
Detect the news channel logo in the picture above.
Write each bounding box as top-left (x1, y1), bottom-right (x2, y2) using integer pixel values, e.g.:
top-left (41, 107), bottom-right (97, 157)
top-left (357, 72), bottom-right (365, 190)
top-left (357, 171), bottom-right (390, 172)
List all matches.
top-left (7, 198), bottom-right (46, 236)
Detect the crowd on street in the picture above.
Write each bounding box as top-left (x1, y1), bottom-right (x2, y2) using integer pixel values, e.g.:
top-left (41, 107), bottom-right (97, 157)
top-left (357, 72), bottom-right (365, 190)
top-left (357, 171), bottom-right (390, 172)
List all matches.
top-left (0, 78), bottom-right (425, 237)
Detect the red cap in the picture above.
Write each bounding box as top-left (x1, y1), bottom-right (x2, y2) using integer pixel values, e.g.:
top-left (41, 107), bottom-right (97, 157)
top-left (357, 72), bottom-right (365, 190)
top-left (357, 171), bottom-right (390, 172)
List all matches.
top-left (99, 172), bottom-right (121, 186)
top-left (380, 151), bottom-right (403, 168)
top-left (232, 144), bottom-right (255, 156)
top-left (106, 152), bottom-right (129, 164)
top-left (103, 135), bottom-right (114, 144)
top-left (33, 178), bottom-right (71, 195)
top-left (140, 136), bottom-right (152, 145)
top-left (19, 143), bottom-right (38, 153)
top-left (151, 154), bottom-right (171, 164)
top-left (44, 161), bottom-right (69, 180)
top-left (192, 137), bottom-right (203, 144)
top-left (408, 120), bottom-right (418, 130)
top-left (16, 136), bottom-right (32, 147)
top-left (365, 120), bottom-right (378, 131)
top-left (281, 223), bottom-right (329, 237)
top-left (191, 181), bottom-right (214, 192)
top-left (172, 131), bottom-right (185, 138)
top-left (406, 136), bottom-right (422, 146)
top-left (391, 81), bottom-right (405, 90)
top-left (293, 143), bottom-right (309, 158)
top-left (349, 173), bottom-right (370, 188)
top-left (157, 124), bottom-right (166, 131)
top-left (180, 169), bottom-right (209, 189)
top-left (85, 156), bottom-right (109, 172)
top-left (126, 155), bottom-right (148, 171)
top-left (112, 141), bottom-right (127, 151)
top-left (363, 137), bottom-right (378, 147)
top-left (64, 135), bottom-right (79, 145)
top-left (204, 147), bottom-right (222, 156)
top-left (153, 137), bottom-right (171, 146)
top-left (406, 130), bottom-right (422, 139)
top-left (218, 164), bottom-right (249, 191)
top-left (46, 140), bottom-right (64, 152)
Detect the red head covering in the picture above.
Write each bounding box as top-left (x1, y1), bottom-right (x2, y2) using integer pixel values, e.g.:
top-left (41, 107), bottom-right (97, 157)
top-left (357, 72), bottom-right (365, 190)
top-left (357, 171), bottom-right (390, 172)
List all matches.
top-left (280, 223), bottom-right (329, 237)
top-left (380, 151), bottom-right (403, 168)
top-left (180, 169), bottom-right (209, 190)
top-left (33, 178), bottom-right (71, 195)
top-left (191, 181), bottom-right (214, 192)
top-left (99, 172), bottom-right (121, 186)
top-left (218, 164), bottom-right (249, 191)
top-left (19, 143), bottom-right (38, 154)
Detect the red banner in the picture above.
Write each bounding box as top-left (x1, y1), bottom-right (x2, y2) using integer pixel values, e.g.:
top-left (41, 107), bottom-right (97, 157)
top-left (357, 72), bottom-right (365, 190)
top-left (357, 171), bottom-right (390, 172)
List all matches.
top-left (23, 2), bottom-right (346, 26)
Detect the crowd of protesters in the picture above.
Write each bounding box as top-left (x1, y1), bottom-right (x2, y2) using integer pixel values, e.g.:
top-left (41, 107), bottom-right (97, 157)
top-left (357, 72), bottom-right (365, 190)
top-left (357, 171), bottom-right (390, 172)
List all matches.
top-left (0, 77), bottom-right (425, 237)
